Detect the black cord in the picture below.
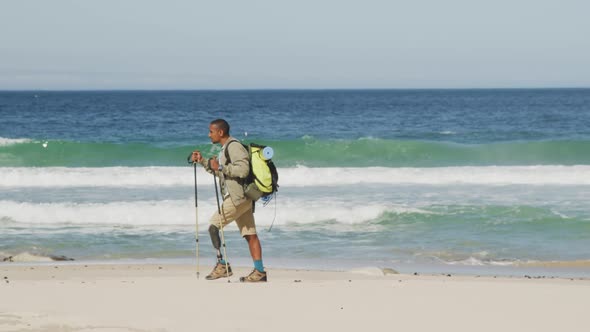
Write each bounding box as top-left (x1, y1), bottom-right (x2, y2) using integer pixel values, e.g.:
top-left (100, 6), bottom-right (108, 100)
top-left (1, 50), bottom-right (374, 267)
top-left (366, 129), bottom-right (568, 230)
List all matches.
top-left (267, 192), bottom-right (278, 232)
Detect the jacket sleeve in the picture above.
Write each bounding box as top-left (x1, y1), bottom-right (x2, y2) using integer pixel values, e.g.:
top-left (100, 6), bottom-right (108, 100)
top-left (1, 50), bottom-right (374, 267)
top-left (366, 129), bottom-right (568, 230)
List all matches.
top-left (222, 143), bottom-right (250, 179)
top-left (199, 157), bottom-right (218, 176)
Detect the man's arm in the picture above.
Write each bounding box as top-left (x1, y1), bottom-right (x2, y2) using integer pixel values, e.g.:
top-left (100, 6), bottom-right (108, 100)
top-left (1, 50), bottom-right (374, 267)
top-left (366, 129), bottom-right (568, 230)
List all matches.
top-left (192, 151), bottom-right (217, 175)
top-left (222, 143), bottom-right (249, 179)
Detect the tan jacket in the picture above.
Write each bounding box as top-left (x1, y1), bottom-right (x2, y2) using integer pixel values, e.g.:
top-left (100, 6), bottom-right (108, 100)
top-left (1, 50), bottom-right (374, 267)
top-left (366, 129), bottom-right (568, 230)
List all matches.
top-left (200, 137), bottom-right (250, 206)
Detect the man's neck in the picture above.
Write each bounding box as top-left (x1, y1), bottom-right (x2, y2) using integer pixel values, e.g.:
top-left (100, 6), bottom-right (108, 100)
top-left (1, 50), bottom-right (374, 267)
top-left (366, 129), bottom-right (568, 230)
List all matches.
top-left (219, 136), bottom-right (230, 146)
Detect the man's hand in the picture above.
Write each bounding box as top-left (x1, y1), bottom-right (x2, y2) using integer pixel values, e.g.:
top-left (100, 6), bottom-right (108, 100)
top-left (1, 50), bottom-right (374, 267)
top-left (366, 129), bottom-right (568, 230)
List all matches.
top-left (209, 156), bottom-right (220, 170)
top-left (192, 150), bottom-right (203, 163)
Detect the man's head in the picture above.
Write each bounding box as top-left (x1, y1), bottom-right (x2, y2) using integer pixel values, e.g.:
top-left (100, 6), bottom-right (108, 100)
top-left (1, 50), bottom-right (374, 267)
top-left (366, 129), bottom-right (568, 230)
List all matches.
top-left (208, 119), bottom-right (230, 144)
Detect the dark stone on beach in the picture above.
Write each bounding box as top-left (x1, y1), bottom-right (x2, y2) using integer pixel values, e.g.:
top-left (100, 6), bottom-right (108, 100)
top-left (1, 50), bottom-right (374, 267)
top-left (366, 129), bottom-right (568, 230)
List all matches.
top-left (447, 274), bottom-right (452, 277)
top-left (294, 280), bottom-right (301, 283)
top-left (348, 280), bottom-right (351, 282)
top-left (158, 266), bottom-right (162, 270)
top-left (413, 272), bottom-right (419, 276)
top-left (525, 275), bottom-right (531, 279)
top-left (50, 255), bottom-right (74, 261)
top-left (1, 255), bottom-right (73, 262)
top-left (3, 276), bottom-right (7, 279)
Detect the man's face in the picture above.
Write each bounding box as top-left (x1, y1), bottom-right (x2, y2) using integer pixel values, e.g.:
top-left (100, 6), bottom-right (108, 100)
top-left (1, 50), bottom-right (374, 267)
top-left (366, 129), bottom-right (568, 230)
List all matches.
top-left (208, 124), bottom-right (223, 143)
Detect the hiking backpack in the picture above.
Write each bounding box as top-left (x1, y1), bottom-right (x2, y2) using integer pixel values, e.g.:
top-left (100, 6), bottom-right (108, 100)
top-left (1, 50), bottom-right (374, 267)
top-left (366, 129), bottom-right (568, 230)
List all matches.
top-left (225, 141), bottom-right (279, 202)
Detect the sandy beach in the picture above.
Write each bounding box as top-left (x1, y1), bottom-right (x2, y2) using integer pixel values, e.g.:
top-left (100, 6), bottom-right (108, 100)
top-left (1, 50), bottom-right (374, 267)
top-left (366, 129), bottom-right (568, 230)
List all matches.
top-left (1, 264), bottom-right (588, 332)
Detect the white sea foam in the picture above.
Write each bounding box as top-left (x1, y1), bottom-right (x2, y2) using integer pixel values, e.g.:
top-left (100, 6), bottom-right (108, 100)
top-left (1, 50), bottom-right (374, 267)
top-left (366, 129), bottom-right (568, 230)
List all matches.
top-left (0, 199), bottom-right (418, 226)
top-left (425, 250), bottom-right (517, 267)
top-left (2, 165), bottom-right (590, 188)
top-left (0, 137), bottom-right (32, 146)
top-left (282, 166), bottom-right (590, 186)
top-left (0, 167), bottom-right (191, 188)
top-left (0, 200), bottom-right (195, 226)
top-left (444, 257), bottom-right (515, 267)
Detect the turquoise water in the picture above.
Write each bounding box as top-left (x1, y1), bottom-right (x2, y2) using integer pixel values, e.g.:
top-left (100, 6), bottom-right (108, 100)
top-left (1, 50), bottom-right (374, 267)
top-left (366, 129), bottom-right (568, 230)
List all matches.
top-left (1, 89), bottom-right (590, 276)
top-left (3, 137), bottom-right (590, 167)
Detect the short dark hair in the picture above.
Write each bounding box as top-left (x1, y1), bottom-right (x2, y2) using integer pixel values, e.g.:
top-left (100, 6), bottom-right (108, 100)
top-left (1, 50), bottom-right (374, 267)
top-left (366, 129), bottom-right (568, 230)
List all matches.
top-left (210, 119), bottom-right (230, 136)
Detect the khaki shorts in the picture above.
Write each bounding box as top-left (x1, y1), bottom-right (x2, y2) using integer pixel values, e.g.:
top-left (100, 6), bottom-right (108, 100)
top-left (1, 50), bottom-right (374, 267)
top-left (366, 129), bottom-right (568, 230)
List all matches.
top-left (209, 197), bottom-right (257, 236)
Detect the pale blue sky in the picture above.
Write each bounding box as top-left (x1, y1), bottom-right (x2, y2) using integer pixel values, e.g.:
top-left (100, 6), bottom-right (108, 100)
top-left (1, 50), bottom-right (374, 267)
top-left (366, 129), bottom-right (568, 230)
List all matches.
top-left (1, 0), bottom-right (589, 89)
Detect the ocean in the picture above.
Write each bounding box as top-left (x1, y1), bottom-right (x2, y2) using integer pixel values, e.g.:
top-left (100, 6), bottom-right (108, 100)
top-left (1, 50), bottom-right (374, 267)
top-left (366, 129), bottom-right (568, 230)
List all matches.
top-left (1, 89), bottom-right (590, 277)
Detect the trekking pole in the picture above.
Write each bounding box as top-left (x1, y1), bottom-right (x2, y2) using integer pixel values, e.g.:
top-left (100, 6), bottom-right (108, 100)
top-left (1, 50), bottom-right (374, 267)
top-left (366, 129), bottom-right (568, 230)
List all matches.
top-left (212, 166), bottom-right (231, 282)
top-left (193, 162), bottom-right (200, 279)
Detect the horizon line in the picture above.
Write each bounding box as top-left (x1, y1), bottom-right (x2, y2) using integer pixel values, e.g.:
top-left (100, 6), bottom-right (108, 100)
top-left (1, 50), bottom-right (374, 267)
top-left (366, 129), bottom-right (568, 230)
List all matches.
top-left (1, 86), bottom-right (590, 92)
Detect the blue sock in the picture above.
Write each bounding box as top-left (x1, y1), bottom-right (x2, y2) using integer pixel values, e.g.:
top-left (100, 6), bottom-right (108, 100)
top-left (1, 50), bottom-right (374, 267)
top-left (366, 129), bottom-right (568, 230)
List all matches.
top-left (254, 259), bottom-right (264, 272)
top-left (219, 259), bottom-right (227, 265)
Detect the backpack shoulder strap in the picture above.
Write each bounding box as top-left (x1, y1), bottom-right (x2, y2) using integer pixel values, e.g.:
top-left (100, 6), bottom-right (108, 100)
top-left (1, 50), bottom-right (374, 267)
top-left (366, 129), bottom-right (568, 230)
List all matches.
top-left (224, 139), bottom-right (248, 164)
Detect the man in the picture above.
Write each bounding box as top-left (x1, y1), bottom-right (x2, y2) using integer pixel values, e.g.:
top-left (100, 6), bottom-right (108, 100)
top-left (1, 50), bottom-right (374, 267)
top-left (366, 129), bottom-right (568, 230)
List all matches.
top-left (192, 119), bottom-right (267, 282)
